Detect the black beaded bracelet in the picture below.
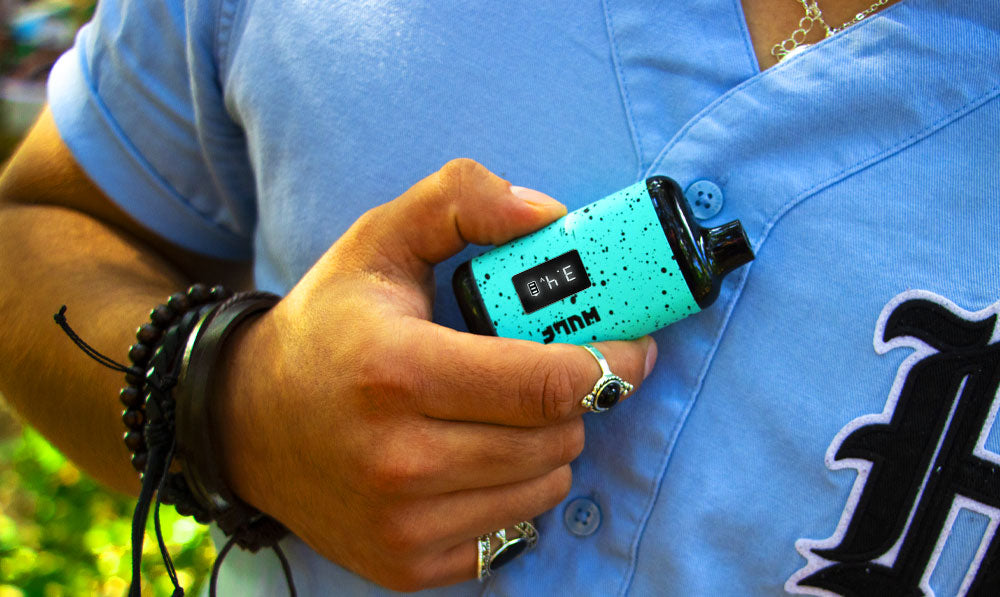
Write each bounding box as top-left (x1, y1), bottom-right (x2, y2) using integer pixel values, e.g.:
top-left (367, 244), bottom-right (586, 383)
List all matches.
top-left (119, 283), bottom-right (230, 480)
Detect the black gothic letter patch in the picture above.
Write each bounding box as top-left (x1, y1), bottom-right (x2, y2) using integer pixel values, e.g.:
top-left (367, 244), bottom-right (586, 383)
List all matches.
top-left (786, 290), bottom-right (1000, 596)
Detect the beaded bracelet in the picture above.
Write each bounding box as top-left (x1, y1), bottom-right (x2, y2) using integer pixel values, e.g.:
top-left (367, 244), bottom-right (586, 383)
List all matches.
top-left (120, 284), bottom-right (229, 481)
top-left (55, 285), bottom-right (294, 597)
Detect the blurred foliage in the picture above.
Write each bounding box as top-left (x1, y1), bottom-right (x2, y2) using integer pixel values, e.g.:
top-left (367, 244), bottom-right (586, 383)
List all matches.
top-left (2, 1), bottom-right (96, 75)
top-left (0, 409), bottom-right (216, 596)
top-left (1, 0), bottom-right (98, 160)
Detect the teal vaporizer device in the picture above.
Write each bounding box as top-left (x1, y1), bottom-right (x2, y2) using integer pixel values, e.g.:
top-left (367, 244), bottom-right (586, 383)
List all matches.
top-left (452, 176), bottom-right (754, 344)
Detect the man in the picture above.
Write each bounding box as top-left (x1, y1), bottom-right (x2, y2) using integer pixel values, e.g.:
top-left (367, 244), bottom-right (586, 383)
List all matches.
top-left (1, 0), bottom-right (998, 594)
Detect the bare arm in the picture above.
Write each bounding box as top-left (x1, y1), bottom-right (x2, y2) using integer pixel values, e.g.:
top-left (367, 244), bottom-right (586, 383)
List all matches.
top-left (0, 106), bottom-right (251, 495)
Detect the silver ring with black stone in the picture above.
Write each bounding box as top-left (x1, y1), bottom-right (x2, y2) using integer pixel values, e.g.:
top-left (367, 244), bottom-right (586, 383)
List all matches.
top-left (580, 344), bottom-right (633, 413)
top-left (476, 521), bottom-right (539, 582)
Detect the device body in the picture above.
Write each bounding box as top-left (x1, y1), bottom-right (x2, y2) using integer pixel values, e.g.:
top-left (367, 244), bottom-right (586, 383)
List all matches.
top-left (453, 176), bottom-right (753, 344)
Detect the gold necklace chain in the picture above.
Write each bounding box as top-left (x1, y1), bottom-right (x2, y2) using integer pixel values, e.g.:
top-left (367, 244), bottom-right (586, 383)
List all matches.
top-left (771, 0), bottom-right (893, 61)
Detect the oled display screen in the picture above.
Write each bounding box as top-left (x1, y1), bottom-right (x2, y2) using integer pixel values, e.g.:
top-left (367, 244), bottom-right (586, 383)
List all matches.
top-left (512, 250), bottom-right (592, 314)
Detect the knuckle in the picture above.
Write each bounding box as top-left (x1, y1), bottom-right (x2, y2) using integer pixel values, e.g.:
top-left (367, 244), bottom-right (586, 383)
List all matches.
top-left (356, 452), bottom-right (386, 494)
top-left (348, 207), bottom-right (392, 255)
top-left (436, 158), bottom-right (486, 199)
top-left (356, 337), bottom-right (411, 399)
top-left (440, 157), bottom-right (485, 181)
top-left (326, 208), bottom-right (381, 268)
top-left (372, 507), bottom-right (423, 556)
top-left (369, 521), bottom-right (441, 592)
top-left (545, 465), bottom-right (574, 508)
top-left (624, 345), bottom-right (649, 390)
top-left (523, 357), bottom-right (579, 424)
top-left (559, 419), bottom-right (586, 463)
top-left (614, 339), bottom-right (650, 390)
top-left (352, 205), bottom-right (380, 232)
top-left (368, 456), bottom-right (407, 496)
top-left (367, 442), bottom-right (429, 496)
top-left (523, 466), bottom-right (574, 517)
top-left (355, 334), bottom-right (389, 381)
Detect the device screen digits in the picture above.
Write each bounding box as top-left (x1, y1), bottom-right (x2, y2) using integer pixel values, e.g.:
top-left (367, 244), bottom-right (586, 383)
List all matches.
top-left (453, 176), bottom-right (755, 344)
top-left (512, 250), bottom-right (592, 314)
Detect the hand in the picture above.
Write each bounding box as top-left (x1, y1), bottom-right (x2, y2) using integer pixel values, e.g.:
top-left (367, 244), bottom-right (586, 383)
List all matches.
top-left (212, 159), bottom-right (657, 591)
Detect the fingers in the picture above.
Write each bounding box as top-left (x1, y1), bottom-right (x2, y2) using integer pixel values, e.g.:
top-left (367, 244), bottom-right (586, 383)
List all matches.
top-left (369, 466), bottom-right (571, 591)
top-left (375, 417), bottom-right (584, 496)
top-left (399, 321), bottom-right (657, 426)
top-left (334, 159), bottom-right (566, 279)
top-left (382, 541), bottom-right (475, 591)
top-left (424, 465), bottom-right (572, 551)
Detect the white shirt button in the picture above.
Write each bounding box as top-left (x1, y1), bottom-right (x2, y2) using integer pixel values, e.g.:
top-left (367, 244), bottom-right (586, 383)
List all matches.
top-left (684, 180), bottom-right (724, 220)
top-left (564, 497), bottom-right (601, 536)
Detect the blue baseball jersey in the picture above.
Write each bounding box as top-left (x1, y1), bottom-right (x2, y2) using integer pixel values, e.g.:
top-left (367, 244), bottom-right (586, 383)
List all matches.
top-left (48, 0), bottom-right (1000, 594)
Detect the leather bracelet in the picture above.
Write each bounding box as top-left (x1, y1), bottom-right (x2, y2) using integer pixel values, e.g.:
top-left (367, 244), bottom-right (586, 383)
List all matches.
top-left (175, 290), bottom-right (288, 550)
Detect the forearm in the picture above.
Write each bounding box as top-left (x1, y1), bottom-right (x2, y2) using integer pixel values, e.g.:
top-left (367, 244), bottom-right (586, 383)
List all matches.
top-left (0, 107), bottom-right (251, 495)
top-left (0, 201), bottom-right (189, 495)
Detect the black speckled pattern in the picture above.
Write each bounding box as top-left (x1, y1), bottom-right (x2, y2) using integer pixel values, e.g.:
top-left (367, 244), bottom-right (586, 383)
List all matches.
top-left (470, 181), bottom-right (700, 344)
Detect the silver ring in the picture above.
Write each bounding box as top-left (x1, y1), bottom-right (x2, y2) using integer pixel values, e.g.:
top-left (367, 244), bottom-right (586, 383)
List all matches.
top-left (476, 534), bottom-right (492, 581)
top-left (580, 344), bottom-right (633, 413)
top-left (476, 520), bottom-right (538, 582)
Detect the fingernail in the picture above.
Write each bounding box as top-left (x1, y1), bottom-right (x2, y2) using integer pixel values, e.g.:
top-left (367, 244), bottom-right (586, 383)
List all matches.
top-left (510, 185), bottom-right (564, 211)
top-left (644, 339), bottom-right (658, 379)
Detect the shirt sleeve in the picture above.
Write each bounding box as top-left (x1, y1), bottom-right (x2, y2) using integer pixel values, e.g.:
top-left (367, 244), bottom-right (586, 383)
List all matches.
top-left (46, 0), bottom-right (255, 260)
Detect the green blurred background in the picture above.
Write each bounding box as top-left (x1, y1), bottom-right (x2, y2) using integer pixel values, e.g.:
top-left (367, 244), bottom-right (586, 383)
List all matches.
top-left (2, 2), bottom-right (216, 594)
top-left (0, 403), bottom-right (216, 596)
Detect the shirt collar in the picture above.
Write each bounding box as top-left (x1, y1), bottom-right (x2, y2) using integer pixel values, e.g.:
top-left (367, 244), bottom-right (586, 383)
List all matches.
top-left (647, 0), bottom-right (1000, 250)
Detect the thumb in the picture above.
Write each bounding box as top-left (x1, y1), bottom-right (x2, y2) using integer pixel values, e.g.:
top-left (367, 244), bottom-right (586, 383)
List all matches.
top-left (338, 159), bottom-right (566, 279)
